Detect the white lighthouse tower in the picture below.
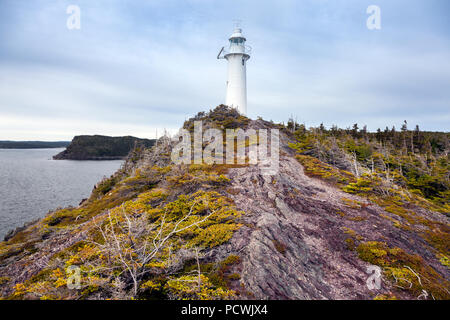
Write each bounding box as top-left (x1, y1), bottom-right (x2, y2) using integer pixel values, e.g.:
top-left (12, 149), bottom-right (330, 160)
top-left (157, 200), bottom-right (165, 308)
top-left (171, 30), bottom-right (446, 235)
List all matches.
top-left (218, 26), bottom-right (251, 115)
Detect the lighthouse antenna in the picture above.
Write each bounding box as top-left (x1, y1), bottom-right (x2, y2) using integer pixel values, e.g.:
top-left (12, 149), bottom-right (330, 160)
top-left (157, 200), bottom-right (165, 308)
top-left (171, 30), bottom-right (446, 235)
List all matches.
top-left (232, 19), bottom-right (242, 29)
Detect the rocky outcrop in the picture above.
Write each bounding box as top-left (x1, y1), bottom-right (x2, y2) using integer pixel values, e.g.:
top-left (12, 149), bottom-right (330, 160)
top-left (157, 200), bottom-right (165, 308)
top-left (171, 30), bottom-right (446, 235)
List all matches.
top-left (220, 154), bottom-right (448, 299)
top-left (0, 106), bottom-right (448, 300)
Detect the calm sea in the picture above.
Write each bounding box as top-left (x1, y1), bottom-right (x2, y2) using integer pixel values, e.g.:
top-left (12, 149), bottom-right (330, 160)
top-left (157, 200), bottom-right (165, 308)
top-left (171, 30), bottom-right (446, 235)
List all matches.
top-left (0, 148), bottom-right (123, 239)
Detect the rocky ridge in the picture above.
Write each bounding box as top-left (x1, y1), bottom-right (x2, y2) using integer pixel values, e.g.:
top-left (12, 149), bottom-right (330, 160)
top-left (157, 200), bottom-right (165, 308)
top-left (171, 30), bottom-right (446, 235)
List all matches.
top-left (0, 106), bottom-right (448, 300)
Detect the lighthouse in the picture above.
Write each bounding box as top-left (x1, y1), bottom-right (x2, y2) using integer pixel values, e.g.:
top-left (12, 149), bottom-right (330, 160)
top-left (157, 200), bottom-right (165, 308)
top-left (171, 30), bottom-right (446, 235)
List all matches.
top-left (218, 26), bottom-right (251, 115)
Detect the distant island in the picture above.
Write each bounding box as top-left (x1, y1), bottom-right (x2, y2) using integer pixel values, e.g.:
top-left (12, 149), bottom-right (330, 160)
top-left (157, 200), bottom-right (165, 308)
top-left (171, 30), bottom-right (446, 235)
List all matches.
top-left (53, 135), bottom-right (156, 160)
top-left (0, 141), bottom-right (70, 149)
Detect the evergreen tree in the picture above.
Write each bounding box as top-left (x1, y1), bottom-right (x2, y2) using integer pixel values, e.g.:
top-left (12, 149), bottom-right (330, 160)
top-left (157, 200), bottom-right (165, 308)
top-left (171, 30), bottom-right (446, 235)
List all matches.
top-left (352, 123), bottom-right (359, 138)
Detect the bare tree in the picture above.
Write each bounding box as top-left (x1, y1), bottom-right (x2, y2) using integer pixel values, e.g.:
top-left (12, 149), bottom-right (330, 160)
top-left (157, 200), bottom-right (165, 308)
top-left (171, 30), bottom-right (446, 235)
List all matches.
top-left (352, 151), bottom-right (360, 178)
top-left (90, 198), bottom-right (217, 296)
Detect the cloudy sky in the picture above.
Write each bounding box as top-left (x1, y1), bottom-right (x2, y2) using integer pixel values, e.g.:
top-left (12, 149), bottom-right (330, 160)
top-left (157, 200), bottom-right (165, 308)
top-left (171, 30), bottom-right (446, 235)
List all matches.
top-left (0, 0), bottom-right (449, 140)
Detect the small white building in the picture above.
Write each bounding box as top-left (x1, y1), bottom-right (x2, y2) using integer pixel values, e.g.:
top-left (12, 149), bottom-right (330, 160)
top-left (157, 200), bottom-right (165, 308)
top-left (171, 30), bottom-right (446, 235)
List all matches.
top-left (218, 27), bottom-right (251, 115)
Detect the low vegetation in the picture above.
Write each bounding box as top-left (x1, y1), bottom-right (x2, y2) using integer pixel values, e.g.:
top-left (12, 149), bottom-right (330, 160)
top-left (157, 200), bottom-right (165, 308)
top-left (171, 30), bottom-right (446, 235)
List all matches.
top-left (0, 107), bottom-right (448, 300)
top-left (288, 119), bottom-right (449, 299)
top-left (1, 137), bottom-right (247, 299)
top-left (357, 241), bottom-right (449, 299)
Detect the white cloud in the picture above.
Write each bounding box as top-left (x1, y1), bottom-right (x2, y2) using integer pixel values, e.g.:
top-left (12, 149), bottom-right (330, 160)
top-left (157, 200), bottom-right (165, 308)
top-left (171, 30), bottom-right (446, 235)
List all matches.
top-left (0, 0), bottom-right (449, 140)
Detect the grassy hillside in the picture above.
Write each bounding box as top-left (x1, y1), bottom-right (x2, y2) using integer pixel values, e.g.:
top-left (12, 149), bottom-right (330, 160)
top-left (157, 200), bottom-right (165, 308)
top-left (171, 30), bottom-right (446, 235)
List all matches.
top-left (286, 120), bottom-right (449, 212)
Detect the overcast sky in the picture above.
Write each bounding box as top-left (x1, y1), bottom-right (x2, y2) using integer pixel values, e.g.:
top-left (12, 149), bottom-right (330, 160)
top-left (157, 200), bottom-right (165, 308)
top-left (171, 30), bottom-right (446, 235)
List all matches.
top-left (0, 0), bottom-right (449, 140)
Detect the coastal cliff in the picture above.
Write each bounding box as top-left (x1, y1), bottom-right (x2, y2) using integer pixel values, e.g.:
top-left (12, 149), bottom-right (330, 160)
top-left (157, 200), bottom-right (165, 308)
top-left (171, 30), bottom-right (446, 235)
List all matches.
top-left (0, 106), bottom-right (448, 300)
top-left (53, 135), bottom-right (156, 160)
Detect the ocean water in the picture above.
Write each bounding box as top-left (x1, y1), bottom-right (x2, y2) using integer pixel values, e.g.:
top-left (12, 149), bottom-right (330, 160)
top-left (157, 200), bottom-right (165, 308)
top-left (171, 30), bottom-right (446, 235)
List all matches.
top-left (0, 148), bottom-right (123, 239)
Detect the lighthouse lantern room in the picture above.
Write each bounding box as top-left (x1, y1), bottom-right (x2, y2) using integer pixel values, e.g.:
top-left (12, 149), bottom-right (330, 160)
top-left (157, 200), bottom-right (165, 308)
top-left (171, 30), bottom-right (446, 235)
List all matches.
top-left (218, 26), bottom-right (251, 115)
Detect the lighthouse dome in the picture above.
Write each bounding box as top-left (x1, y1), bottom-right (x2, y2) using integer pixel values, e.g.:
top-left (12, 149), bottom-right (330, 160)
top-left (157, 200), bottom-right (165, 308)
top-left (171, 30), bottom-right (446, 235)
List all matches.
top-left (229, 28), bottom-right (246, 41)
